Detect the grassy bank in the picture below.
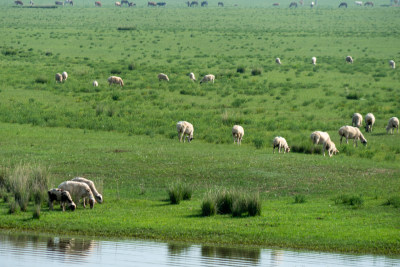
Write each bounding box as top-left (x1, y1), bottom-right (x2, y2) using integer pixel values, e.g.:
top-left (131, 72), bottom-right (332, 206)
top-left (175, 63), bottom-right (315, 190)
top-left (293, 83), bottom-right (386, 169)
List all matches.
top-left (0, 123), bottom-right (399, 255)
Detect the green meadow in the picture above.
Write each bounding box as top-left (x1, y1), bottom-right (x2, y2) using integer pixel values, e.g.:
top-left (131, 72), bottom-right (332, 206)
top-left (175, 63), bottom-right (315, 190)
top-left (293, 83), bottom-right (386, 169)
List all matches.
top-left (0, 1), bottom-right (399, 255)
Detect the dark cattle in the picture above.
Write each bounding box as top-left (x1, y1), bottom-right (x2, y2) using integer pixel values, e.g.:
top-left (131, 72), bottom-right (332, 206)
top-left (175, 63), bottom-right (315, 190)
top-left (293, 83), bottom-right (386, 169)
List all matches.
top-left (364, 1), bottom-right (373, 6)
top-left (289, 2), bottom-right (298, 7)
top-left (128, 2), bottom-right (136, 6)
top-left (190, 1), bottom-right (198, 6)
top-left (121, 0), bottom-right (129, 4)
top-left (273, 3), bottom-right (279, 6)
top-left (15, 0), bottom-right (24, 5)
top-left (148, 1), bottom-right (157, 6)
top-left (338, 2), bottom-right (347, 7)
top-left (157, 2), bottom-right (166, 6)
top-left (218, 1), bottom-right (223, 6)
top-left (201, 1), bottom-right (208, 6)
top-left (55, 1), bottom-right (64, 5)
top-left (95, 1), bottom-right (102, 6)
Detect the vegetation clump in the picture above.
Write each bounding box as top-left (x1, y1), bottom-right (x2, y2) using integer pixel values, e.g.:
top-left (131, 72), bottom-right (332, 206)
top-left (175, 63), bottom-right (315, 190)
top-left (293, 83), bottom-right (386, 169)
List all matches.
top-left (167, 181), bottom-right (192, 204)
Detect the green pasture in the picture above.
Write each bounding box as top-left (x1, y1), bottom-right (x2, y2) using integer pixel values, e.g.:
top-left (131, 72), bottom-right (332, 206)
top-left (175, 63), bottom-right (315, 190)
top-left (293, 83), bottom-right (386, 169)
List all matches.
top-left (0, 4), bottom-right (399, 254)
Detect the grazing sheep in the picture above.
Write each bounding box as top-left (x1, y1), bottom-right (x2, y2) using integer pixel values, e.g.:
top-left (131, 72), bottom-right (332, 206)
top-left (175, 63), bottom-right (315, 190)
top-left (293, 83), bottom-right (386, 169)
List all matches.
top-left (55, 73), bottom-right (63, 83)
top-left (93, 80), bottom-right (98, 87)
top-left (15, 0), bottom-right (24, 5)
top-left (218, 1), bottom-right (223, 7)
top-left (30, 0), bottom-right (34, 5)
top-left (58, 181), bottom-right (95, 209)
top-left (128, 2), bottom-right (136, 6)
top-left (339, 2), bottom-right (348, 7)
top-left (72, 177), bottom-right (103, 204)
top-left (352, 113), bottom-right (363, 128)
top-left (310, 1), bottom-right (315, 7)
top-left (273, 2), bottom-right (280, 6)
top-left (355, 1), bottom-right (362, 5)
top-left (95, 1), bottom-right (101, 6)
top-left (322, 139), bottom-right (339, 157)
top-left (364, 1), bottom-right (373, 6)
top-left (338, 126), bottom-right (367, 147)
top-left (201, 1), bottom-right (208, 6)
top-left (199, 74), bottom-right (215, 84)
top-left (273, 136), bottom-right (290, 154)
top-left (275, 58), bottom-right (282, 65)
top-left (177, 121), bottom-right (194, 143)
top-left (189, 72), bottom-right (196, 81)
top-left (55, 1), bottom-right (64, 5)
top-left (346, 56), bottom-right (353, 63)
top-left (310, 131), bottom-right (331, 145)
top-left (232, 125), bottom-right (244, 145)
top-left (62, 71), bottom-right (68, 81)
top-left (364, 113), bottom-right (375, 133)
top-left (289, 2), bottom-right (298, 7)
top-left (115, 1), bottom-right (121, 6)
top-left (121, 0), bottom-right (129, 4)
top-left (158, 73), bottom-right (169, 81)
top-left (389, 60), bottom-right (395, 69)
top-left (148, 1), bottom-right (156, 6)
top-left (386, 117), bottom-right (399, 134)
top-left (48, 188), bottom-right (76, 212)
top-left (311, 56), bottom-right (317, 65)
top-left (108, 76), bottom-right (124, 87)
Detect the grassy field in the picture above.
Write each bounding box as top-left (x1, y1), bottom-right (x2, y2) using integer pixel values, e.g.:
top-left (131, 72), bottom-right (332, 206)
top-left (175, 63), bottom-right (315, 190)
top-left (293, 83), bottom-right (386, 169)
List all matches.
top-left (0, 2), bottom-right (399, 255)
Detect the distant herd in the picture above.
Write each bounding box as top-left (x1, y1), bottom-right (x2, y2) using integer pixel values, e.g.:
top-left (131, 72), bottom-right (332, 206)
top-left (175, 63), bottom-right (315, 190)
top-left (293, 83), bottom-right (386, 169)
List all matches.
top-left (14, 0), bottom-right (396, 8)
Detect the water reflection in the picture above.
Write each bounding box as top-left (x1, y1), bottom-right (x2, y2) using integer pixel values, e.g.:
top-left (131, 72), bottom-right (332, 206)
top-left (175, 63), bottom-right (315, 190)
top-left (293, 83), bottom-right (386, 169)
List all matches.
top-left (0, 232), bottom-right (399, 267)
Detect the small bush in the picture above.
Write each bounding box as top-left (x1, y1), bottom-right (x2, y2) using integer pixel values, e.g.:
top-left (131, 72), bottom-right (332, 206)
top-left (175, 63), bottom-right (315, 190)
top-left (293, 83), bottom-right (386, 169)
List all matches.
top-left (334, 194), bottom-right (364, 208)
top-left (216, 190), bottom-right (234, 214)
top-left (35, 77), bottom-right (48, 84)
top-left (251, 68), bottom-right (262, 76)
top-left (110, 69), bottom-right (122, 75)
top-left (232, 196), bottom-right (247, 217)
top-left (383, 196), bottom-right (400, 208)
top-left (294, 194), bottom-right (306, 204)
top-left (117, 26), bottom-right (137, 31)
top-left (33, 205), bottom-right (41, 219)
top-left (8, 200), bottom-right (19, 214)
top-left (201, 197), bottom-right (217, 216)
top-left (346, 92), bottom-right (360, 100)
top-left (253, 138), bottom-right (264, 149)
top-left (128, 63), bottom-right (136, 70)
top-left (237, 66), bottom-right (246, 73)
top-left (167, 182), bottom-right (192, 204)
top-left (247, 193), bottom-right (261, 216)
top-left (182, 185), bottom-right (193, 200)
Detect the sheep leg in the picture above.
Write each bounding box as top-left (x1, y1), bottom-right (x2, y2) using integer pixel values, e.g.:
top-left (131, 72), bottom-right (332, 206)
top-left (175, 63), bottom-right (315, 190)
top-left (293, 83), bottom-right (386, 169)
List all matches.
top-left (49, 200), bottom-right (54, 211)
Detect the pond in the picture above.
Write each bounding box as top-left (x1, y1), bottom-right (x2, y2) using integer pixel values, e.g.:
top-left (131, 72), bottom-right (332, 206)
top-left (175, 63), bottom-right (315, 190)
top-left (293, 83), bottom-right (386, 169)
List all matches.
top-left (0, 232), bottom-right (399, 267)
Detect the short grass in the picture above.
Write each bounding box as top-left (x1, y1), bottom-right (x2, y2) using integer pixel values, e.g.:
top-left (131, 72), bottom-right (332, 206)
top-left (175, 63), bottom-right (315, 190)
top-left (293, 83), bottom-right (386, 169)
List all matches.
top-left (0, 2), bottom-right (399, 255)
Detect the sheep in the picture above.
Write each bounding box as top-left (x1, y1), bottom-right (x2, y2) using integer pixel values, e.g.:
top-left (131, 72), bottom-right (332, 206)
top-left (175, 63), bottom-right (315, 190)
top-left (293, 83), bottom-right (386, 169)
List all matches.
top-left (189, 72), bottom-right (196, 81)
top-left (355, 1), bottom-right (362, 5)
top-left (58, 181), bottom-right (95, 209)
top-left (310, 131), bottom-right (331, 145)
top-left (199, 74), bottom-right (215, 84)
top-left (93, 80), bottom-right (98, 87)
top-left (322, 139), bottom-right (339, 157)
top-left (346, 56), bottom-right (353, 63)
top-left (176, 121), bottom-right (194, 143)
top-left (352, 113), bottom-right (363, 128)
top-left (311, 56), bottom-right (317, 65)
top-left (158, 73), bottom-right (169, 81)
top-left (115, 1), bottom-right (121, 6)
top-left (364, 113), bottom-right (375, 133)
top-left (95, 1), bottom-right (102, 6)
top-left (338, 126), bottom-right (367, 147)
top-left (55, 73), bottom-right (63, 83)
top-left (108, 76), bottom-right (124, 87)
top-left (389, 60), bottom-right (395, 69)
top-left (15, 1), bottom-right (24, 5)
top-left (386, 117), bottom-right (399, 134)
top-left (48, 188), bottom-right (76, 211)
top-left (273, 136), bottom-right (290, 154)
top-left (339, 2), bottom-right (348, 7)
top-left (62, 71), bottom-right (68, 81)
top-left (275, 58), bottom-right (282, 65)
top-left (72, 177), bottom-right (103, 204)
top-left (232, 125), bottom-right (244, 145)
top-left (310, 1), bottom-right (315, 7)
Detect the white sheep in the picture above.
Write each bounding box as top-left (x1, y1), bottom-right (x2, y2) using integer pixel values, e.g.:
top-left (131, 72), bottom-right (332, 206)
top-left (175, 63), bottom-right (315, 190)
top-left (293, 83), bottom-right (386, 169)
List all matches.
top-left (55, 73), bottom-right (63, 83)
top-left (62, 71), bottom-right (68, 81)
top-left (108, 76), bottom-right (124, 87)
top-left (352, 113), bottom-right (363, 128)
top-left (310, 131), bottom-right (331, 145)
top-left (72, 177), bottom-right (103, 204)
top-left (389, 60), bottom-right (395, 69)
top-left (273, 136), bottom-right (290, 154)
top-left (158, 73), bottom-right (169, 81)
top-left (346, 56), bottom-right (353, 64)
top-left (58, 181), bottom-right (95, 209)
top-left (322, 139), bottom-right (339, 157)
top-left (48, 188), bottom-right (76, 211)
top-left (189, 72), bottom-right (196, 81)
top-left (311, 57), bottom-right (317, 65)
top-left (310, 1), bottom-right (314, 7)
top-left (355, 1), bottom-right (363, 5)
top-left (93, 80), bottom-right (98, 87)
top-left (338, 126), bottom-right (367, 147)
top-left (199, 74), bottom-right (215, 84)
top-left (275, 58), bottom-right (282, 65)
top-left (364, 113), bottom-right (375, 133)
top-left (115, 1), bottom-right (121, 6)
top-left (232, 125), bottom-right (244, 145)
top-left (386, 117), bottom-right (399, 134)
top-left (176, 121), bottom-right (194, 143)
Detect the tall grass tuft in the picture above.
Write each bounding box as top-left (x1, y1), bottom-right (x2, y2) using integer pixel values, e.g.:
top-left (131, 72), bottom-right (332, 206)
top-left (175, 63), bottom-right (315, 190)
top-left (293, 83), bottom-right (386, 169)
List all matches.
top-left (294, 194), bottom-right (306, 204)
top-left (251, 68), bottom-right (262, 76)
top-left (33, 204), bottom-right (41, 219)
top-left (167, 181), bottom-right (193, 204)
top-left (247, 193), bottom-right (262, 216)
top-left (383, 196), bottom-right (400, 208)
top-left (232, 195), bottom-right (248, 217)
top-left (216, 190), bottom-right (234, 214)
top-left (201, 194), bottom-right (217, 216)
top-left (8, 199), bottom-right (19, 214)
top-left (334, 194), bottom-right (364, 208)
